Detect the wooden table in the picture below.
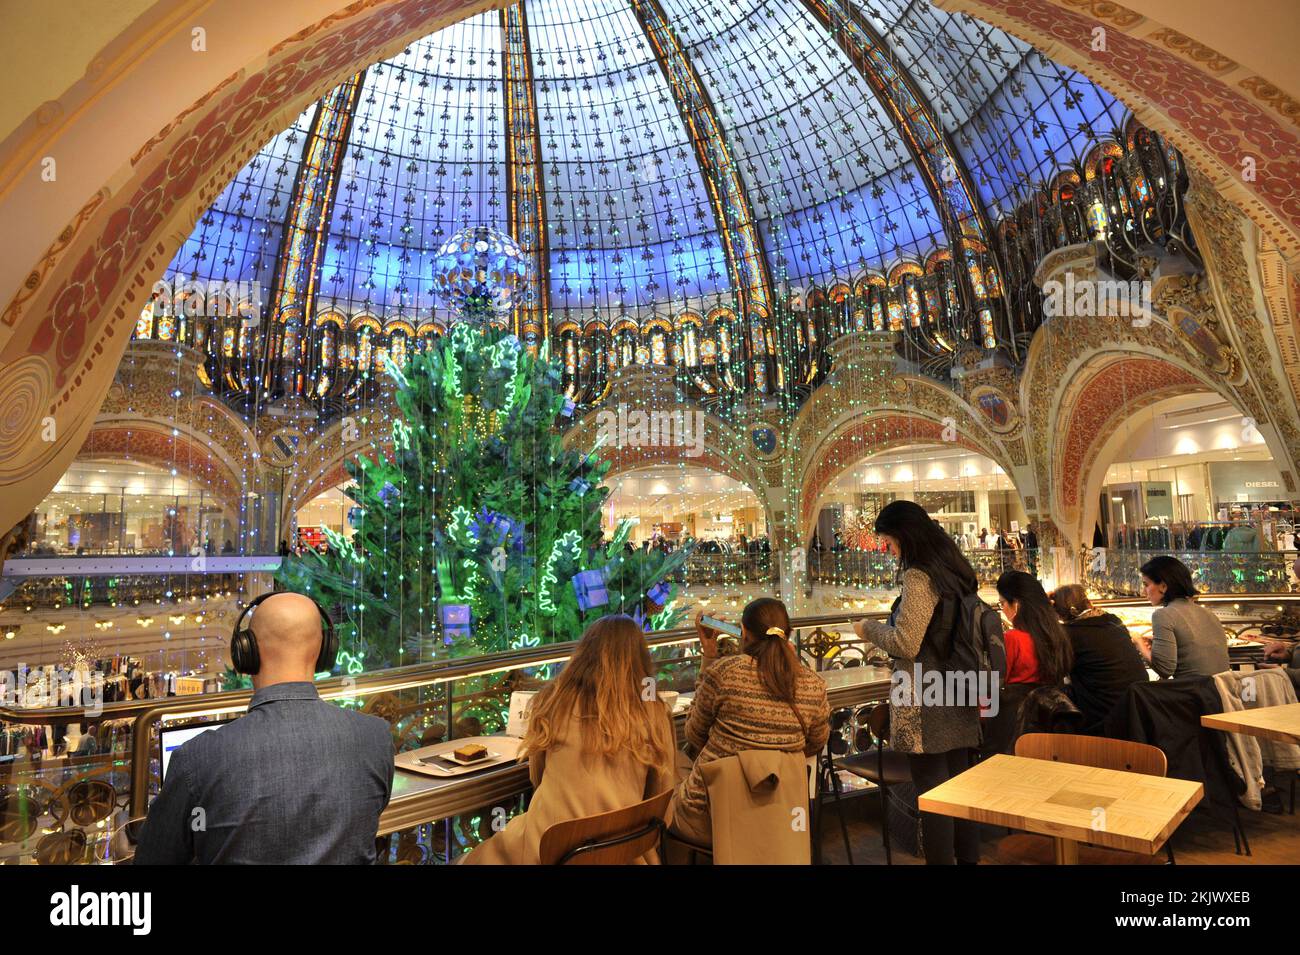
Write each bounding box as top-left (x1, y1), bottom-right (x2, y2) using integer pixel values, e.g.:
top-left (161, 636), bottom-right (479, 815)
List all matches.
top-left (917, 754), bottom-right (1204, 864)
top-left (1202, 702), bottom-right (1300, 745)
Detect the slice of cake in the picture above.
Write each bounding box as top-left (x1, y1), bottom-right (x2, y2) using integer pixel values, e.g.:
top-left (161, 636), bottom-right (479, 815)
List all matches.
top-left (453, 743), bottom-right (488, 762)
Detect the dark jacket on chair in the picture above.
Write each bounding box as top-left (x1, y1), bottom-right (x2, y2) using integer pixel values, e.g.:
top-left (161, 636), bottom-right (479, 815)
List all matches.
top-left (1013, 686), bottom-right (1084, 739)
top-left (1102, 677), bottom-right (1243, 822)
top-left (1063, 612), bottom-right (1148, 734)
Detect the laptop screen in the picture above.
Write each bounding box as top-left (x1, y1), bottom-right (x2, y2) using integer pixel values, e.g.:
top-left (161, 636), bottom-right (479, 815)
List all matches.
top-left (160, 720), bottom-right (231, 781)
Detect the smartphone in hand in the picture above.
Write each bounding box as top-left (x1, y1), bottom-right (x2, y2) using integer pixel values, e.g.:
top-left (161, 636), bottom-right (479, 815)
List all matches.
top-left (700, 615), bottom-right (741, 638)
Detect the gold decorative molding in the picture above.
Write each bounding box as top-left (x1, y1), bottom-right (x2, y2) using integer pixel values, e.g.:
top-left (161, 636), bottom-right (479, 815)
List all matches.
top-left (1058, 0), bottom-right (1143, 28)
top-left (1147, 28), bottom-right (1236, 73)
top-left (1238, 76), bottom-right (1300, 127)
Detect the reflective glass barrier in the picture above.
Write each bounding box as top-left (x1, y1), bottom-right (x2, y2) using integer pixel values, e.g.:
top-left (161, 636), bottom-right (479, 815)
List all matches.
top-left (0, 612), bottom-right (893, 865)
top-left (19, 491), bottom-right (246, 558)
top-left (2, 595), bottom-right (1294, 864)
top-left (1082, 549), bottom-right (1300, 597)
top-left (809, 548), bottom-right (1042, 588)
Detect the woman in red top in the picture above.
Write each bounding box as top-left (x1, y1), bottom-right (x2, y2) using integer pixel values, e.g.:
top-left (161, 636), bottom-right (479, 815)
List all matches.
top-left (995, 571), bottom-right (1072, 685)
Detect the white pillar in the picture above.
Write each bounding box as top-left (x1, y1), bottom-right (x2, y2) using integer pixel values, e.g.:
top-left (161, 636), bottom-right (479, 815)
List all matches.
top-left (975, 490), bottom-right (991, 536)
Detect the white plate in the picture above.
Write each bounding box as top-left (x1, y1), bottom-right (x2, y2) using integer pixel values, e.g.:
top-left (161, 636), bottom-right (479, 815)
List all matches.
top-left (395, 735), bottom-right (522, 778)
top-left (440, 748), bottom-right (499, 766)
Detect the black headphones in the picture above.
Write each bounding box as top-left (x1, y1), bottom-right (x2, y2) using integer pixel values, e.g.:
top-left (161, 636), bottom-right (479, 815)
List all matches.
top-left (230, 592), bottom-right (338, 675)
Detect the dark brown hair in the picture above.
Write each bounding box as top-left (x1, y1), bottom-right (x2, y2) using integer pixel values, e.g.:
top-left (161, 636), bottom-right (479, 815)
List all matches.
top-left (740, 597), bottom-right (807, 736)
top-left (1050, 583), bottom-right (1092, 621)
top-left (996, 571), bottom-right (1073, 685)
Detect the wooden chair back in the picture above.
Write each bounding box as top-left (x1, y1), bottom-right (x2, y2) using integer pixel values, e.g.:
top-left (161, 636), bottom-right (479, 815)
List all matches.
top-left (1015, 733), bottom-right (1167, 777)
top-left (539, 788), bottom-right (674, 865)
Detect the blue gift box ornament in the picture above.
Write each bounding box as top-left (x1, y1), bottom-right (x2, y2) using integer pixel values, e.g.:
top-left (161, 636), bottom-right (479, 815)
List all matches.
top-left (571, 569), bottom-right (609, 611)
top-left (378, 481), bottom-right (400, 505)
top-left (647, 581), bottom-right (671, 606)
top-left (470, 507), bottom-right (515, 546)
top-left (440, 604), bottom-right (472, 643)
top-left (560, 397), bottom-right (576, 418)
top-left (569, 477), bottom-right (591, 497)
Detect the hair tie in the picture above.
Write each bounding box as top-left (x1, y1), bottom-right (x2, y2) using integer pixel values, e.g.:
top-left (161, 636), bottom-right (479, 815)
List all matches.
top-left (765, 626), bottom-right (786, 639)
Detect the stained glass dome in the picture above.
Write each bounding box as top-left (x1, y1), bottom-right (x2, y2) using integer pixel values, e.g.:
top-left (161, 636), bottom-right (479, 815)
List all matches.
top-left (154, 0), bottom-right (1137, 412)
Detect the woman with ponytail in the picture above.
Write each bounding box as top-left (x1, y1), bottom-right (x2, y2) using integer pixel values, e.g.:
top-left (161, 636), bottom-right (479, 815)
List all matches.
top-left (669, 597), bottom-right (830, 849)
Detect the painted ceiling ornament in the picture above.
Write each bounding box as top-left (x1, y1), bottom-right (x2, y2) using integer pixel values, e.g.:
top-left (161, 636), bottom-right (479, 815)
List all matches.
top-left (432, 225), bottom-right (532, 325)
top-left (969, 384), bottom-right (1021, 435)
top-left (749, 420), bottom-right (782, 460)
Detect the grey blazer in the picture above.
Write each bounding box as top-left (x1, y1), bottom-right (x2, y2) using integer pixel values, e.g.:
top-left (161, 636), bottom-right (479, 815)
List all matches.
top-left (1150, 598), bottom-right (1231, 680)
top-left (135, 682), bottom-right (394, 864)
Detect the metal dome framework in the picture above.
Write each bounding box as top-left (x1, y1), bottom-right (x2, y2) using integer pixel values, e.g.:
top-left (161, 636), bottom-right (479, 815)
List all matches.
top-left (138, 0), bottom-right (1189, 419)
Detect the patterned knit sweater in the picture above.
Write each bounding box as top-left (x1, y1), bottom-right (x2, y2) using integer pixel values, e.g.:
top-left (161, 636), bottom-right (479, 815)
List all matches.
top-left (674, 653), bottom-right (830, 828)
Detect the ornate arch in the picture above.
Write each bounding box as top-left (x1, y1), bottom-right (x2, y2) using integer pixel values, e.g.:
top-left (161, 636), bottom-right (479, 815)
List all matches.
top-left (0, 0), bottom-right (503, 534)
top-left (564, 398), bottom-right (776, 531)
top-left (1022, 316), bottom-right (1292, 546)
top-left (77, 422), bottom-right (243, 508)
top-left (937, 0), bottom-right (1300, 265)
top-left (797, 413), bottom-right (1011, 543)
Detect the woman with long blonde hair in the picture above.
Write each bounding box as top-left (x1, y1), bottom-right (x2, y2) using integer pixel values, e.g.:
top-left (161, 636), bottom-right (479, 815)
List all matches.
top-left (461, 614), bottom-right (676, 864)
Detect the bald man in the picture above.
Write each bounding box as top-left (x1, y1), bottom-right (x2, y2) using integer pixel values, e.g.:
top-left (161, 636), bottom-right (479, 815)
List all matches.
top-left (135, 593), bottom-right (393, 864)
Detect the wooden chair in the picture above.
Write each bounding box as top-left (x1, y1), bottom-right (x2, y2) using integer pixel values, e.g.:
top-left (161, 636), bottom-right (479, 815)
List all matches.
top-left (538, 789), bottom-right (673, 865)
top-left (998, 733), bottom-right (1176, 865)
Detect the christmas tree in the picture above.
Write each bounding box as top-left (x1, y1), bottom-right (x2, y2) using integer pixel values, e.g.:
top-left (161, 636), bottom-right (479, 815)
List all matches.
top-left (277, 323), bottom-right (692, 671)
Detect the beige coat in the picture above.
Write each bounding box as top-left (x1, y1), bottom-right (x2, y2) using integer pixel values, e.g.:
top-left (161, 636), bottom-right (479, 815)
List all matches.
top-left (699, 750), bottom-right (811, 864)
top-left (461, 710), bottom-right (674, 865)
top-left (1211, 668), bottom-right (1300, 810)
top-left (671, 653), bottom-right (830, 845)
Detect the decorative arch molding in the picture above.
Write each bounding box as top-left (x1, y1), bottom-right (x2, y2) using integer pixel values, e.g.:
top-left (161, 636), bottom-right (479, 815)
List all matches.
top-left (788, 337), bottom-right (1022, 480)
top-left (797, 413), bottom-right (1018, 544)
top-left (282, 417), bottom-right (394, 520)
top-left (564, 401), bottom-right (771, 510)
top-left (1023, 324), bottom-right (1295, 547)
top-left (936, 0), bottom-right (1300, 266)
top-left (1053, 356), bottom-right (1203, 535)
top-left (95, 359), bottom-right (263, 475)
top-left (0, 0), bottom-right (502, 534)
top-left (77, 423), bottom-right (243, 508)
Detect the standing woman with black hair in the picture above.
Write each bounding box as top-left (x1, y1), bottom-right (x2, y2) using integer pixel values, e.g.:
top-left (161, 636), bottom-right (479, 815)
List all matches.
top-left (1139, 555), bottom-right (1230, 678)
top-left (995, 571), bottom-right (1073, 686)
top-left (852, 500), bottom-right (983, 865)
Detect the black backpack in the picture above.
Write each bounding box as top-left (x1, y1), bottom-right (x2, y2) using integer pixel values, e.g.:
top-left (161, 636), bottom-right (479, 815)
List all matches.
top-left (946, 590), bottom-right (1008, 688)
top-left (887, 580), bottom-right (1007, 686)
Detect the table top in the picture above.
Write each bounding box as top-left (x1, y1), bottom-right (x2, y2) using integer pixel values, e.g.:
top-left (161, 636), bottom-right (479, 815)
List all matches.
top-left (917, 754), bottom-right (1204, 855)
top-left (1201, 702), bottom-right (1300, 745)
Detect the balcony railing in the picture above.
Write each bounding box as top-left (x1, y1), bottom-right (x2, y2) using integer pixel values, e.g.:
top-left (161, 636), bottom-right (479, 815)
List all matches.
top-left (1081, 548), bottom-right (1299, 597)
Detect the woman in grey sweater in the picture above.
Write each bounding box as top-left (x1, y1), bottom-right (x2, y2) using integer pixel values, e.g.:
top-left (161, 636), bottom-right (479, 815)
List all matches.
top-left (1139, 556), bottom-right (1230, 678)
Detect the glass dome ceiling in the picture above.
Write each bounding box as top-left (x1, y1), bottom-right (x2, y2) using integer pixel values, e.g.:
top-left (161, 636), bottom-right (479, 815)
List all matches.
top-left (169, 0), bottom-right (1127, 331)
